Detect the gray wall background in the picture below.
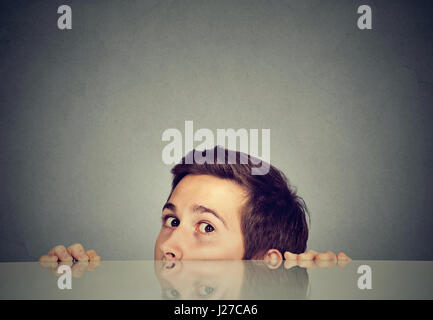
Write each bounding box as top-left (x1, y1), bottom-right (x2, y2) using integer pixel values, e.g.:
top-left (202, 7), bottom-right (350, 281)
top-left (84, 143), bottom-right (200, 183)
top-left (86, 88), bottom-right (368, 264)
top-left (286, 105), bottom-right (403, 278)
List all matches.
top-left (1, 0), bottom-right (432, 261)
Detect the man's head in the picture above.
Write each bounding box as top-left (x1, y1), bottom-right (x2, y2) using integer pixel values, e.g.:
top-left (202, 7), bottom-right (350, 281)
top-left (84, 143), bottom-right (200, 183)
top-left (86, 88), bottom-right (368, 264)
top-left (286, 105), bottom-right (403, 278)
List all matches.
top-left (154, 146), bottom-right (309, 260)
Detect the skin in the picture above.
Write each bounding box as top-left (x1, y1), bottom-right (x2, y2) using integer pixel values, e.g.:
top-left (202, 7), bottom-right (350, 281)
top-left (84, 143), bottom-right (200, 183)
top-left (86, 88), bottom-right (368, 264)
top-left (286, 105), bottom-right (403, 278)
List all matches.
top-left (154, 174), bottom-right (247, 260)
top-left (39, 174), bottom-right (351, 270)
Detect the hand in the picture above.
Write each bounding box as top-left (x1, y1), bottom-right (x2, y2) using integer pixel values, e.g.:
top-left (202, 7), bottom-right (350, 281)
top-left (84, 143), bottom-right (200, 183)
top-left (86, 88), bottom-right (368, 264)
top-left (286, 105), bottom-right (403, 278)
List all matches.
top-left (39, 243), bottom-right (100, 263)
top-left (283, 250), bottom-right (351, 269)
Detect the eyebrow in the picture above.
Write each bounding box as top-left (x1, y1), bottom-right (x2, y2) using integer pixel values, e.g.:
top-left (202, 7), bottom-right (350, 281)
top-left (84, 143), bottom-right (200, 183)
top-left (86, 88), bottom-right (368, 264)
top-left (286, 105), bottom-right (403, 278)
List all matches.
top-left (162, 202), bottom-right (229, 229)
top-left (162, 202), bottom-right (176, 212)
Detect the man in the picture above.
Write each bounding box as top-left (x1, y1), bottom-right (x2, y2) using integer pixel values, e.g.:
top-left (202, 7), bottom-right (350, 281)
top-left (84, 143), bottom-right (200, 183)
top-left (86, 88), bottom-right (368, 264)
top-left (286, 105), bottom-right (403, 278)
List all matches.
top-left (40, 146), bottom-right (350, 263)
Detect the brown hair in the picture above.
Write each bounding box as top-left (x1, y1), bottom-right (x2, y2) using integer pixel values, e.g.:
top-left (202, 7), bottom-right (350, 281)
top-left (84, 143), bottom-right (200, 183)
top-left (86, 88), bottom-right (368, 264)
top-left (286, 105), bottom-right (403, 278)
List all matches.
top-left (170, 146), bottom-right (309, 259)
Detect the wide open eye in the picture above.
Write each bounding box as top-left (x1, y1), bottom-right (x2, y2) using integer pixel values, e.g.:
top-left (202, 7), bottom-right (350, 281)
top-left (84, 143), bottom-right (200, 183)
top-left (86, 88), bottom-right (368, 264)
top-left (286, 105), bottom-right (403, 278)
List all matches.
top-left (164, 216), bottom-right (180, 227)
top-left (197, 222), bottom-right (215, 234)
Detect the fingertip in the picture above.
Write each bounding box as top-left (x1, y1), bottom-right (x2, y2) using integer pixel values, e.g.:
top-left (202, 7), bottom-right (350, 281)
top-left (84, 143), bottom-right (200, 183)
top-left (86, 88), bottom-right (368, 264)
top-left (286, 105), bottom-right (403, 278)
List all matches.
top-left (284, 251), bottom-right (298, 260)
top-left (322, 251), bottom-right (337, 261)
top-left (86, 250), bottom-right (101, 262)
top-left (39, 254), bottom-right (58, 263)
top-left (89, 255), bottom-right (101, 262)
top-left (337, 252), bottom-right (352, 261)
top-left (68, 243), bottom-right (89, 261)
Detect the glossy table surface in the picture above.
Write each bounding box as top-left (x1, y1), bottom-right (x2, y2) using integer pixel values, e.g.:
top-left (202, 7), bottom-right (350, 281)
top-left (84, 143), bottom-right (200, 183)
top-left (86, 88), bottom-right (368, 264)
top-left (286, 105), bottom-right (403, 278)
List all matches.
top-left (1, 260), bottom-right (432, 299)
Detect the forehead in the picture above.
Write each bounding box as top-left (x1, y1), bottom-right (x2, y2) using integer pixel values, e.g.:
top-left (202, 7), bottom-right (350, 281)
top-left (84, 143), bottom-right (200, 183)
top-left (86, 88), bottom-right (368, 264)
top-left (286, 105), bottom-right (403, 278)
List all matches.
top-left (168, 174), bottom-right (248, 219)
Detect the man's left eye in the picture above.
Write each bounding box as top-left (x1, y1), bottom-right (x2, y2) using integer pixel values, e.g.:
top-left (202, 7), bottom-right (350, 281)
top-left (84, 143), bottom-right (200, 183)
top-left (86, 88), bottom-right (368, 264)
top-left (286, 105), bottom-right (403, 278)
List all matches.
top-left (198, 222), bottom-right (215, 234)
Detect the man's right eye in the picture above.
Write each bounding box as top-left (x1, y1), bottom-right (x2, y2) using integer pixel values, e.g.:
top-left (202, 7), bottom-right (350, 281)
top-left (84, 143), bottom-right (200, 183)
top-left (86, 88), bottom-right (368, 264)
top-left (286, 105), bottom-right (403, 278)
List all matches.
top-left (164, 216), bottom-right (180, 228)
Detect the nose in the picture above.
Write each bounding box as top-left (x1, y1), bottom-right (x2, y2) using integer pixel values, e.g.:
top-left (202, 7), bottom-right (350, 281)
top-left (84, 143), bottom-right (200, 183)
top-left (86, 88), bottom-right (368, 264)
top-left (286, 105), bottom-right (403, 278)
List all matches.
top-left (163, 252), bottom-right (177, 260)
top-left (160, 230), bottom-right (184, 260)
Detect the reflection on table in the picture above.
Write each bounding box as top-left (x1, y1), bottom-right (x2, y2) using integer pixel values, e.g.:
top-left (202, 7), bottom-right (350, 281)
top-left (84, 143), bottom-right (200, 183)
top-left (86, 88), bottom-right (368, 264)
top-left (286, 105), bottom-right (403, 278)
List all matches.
top-left (0, 259), bottom-right (432, 299)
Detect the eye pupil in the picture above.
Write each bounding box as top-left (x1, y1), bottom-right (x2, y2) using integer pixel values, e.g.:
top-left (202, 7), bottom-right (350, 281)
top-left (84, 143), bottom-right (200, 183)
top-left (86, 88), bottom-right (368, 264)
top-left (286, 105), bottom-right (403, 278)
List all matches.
top-left (205, 224), bottom-right (214, 233)
top-left (164, 216), bottom-right (180, 228)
